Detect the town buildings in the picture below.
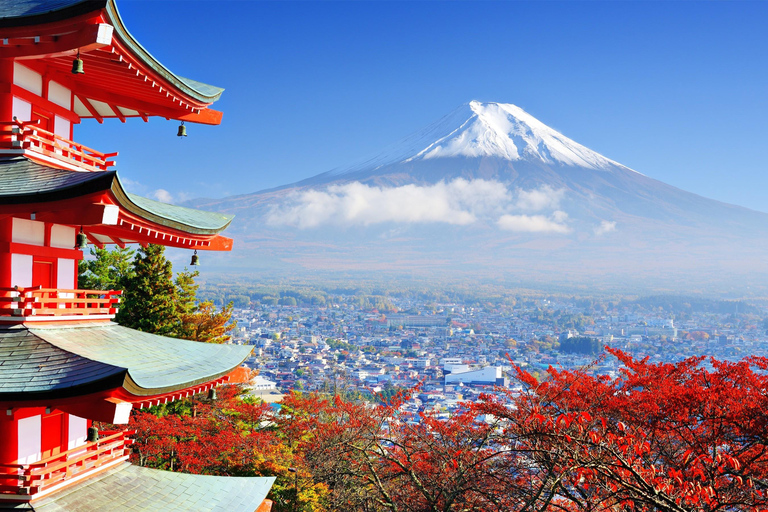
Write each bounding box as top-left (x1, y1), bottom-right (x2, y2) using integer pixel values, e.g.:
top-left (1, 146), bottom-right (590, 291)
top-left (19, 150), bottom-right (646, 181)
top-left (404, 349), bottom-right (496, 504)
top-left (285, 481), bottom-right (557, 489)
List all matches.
top-left (228, 292), bottom-right (766, 415)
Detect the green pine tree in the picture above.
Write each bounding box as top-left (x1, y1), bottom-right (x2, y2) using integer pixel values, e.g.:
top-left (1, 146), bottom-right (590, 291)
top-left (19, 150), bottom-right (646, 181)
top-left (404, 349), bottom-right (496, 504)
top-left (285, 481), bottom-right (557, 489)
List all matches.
top-left (118, 244), bottom-right (178, 336)
top-left (78, 246), bottom-right (135, 291)
top-left (82, 244), bottom-right (236, 343)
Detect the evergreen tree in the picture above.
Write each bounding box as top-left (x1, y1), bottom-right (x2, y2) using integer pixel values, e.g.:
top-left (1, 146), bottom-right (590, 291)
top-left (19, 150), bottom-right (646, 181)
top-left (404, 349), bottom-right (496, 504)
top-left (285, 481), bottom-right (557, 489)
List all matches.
top-left (174, 268), bottom-right (200, 318)
top-left (118, 244), bottom-right (177, 336)
top-left (83, 244), bottom-right (236, 342)
top-left (78, 246), bottom-right (135, 291)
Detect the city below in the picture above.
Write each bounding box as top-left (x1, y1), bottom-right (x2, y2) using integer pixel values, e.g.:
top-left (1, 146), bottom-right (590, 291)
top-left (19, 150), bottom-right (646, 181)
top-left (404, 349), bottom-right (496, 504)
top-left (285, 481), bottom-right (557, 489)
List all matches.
top-left (226, 293), bottom-right (767, 414)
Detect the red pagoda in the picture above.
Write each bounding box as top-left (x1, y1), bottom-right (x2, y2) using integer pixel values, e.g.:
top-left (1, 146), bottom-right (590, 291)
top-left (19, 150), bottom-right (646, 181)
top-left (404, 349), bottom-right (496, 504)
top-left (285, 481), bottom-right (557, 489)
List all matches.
top-left (0, 1), bottom-right (274, 510)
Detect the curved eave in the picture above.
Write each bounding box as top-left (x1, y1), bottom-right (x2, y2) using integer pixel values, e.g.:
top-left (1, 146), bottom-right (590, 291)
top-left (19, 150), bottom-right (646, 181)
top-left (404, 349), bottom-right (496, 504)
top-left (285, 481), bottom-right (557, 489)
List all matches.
top-left (0, 157), bottom-right (117, 204)
top-left (111, 174), bottom-right (234, 236)
top-left (0, 157), bottom-right (233, 238)
top-left (0, 371), bottom-right (128, 402)
top-left (27, 323), bottom-right (254, 398)
top-left (121, 362), bottom-right (240, 398)
top-left (0, 0), bottom-right (224, 106)
top-left (104, 0), bottom-right (224, 104)
top-left (0, 0), bottom-right (106, 27)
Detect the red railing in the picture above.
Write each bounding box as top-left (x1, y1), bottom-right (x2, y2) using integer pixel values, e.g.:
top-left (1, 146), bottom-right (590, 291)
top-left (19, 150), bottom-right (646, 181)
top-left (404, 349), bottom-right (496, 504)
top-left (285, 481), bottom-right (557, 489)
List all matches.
top-left (0, 119), bottom-right (117, 171)
top-left (0, 430), bottom-right (134, 496)
top-left (0, 286), bottom-right (122, 319)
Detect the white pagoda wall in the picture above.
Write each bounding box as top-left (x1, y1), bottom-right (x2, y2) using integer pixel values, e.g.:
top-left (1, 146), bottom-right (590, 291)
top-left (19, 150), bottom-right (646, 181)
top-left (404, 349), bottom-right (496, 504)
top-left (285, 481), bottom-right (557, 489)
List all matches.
top-left (11, 63), bottom-right (73, 139)
top-left (9, 218), bottom-right (79, 289)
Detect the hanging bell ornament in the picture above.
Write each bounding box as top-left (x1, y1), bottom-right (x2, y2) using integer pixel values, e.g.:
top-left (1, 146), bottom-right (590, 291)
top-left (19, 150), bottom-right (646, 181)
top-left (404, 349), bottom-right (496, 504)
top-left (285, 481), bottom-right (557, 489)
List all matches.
top-left (75, 229), bottom-right (88, 250)
top-left (72, 51), bottom-right (84, 75)
top-left (190, 249), bottom-right (199, 266)
top-left (208, 387), bottom-right (217, 400)
top-left (177, 121), bottom-right (187, 137)
top-left (87, 426), bottom-right (99, 443)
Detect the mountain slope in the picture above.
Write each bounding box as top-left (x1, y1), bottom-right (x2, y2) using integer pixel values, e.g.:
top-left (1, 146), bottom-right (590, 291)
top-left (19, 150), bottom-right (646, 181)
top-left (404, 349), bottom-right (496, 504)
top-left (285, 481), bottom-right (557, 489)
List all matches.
top-left (191, 101), bottom-right (768, 290)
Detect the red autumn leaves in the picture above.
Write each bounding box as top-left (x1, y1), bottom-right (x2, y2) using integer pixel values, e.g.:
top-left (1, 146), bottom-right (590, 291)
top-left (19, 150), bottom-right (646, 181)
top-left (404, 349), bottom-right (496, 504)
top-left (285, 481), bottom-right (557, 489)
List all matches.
top-left (128, 349), bottom-right (768, 511)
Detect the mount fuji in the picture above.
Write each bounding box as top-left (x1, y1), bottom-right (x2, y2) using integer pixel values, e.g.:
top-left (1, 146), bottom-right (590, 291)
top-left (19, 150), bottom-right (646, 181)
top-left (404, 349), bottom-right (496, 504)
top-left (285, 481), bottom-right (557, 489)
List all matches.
top-left (192, 101), bottom-right (768, 291)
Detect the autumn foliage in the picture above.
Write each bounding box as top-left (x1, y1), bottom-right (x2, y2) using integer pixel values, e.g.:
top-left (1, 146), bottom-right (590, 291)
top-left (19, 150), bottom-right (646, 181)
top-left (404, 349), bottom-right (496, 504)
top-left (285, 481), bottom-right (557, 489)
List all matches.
top-left (128, 350), bottom-right (768, 511)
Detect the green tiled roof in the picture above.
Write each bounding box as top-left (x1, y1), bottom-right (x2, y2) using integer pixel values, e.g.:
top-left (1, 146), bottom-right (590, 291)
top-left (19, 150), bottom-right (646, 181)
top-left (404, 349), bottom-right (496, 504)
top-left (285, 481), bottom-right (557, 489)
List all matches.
top-left (126, 193), bottom-right (233, 233)
top-left (0, 157), bottom-right (233, 235)
top-left (30, 323), bottom-right (253, 396)
top-left (30, 463), bottom-right (274, 512)
top-left (0, 323), bottom-right (252, 399)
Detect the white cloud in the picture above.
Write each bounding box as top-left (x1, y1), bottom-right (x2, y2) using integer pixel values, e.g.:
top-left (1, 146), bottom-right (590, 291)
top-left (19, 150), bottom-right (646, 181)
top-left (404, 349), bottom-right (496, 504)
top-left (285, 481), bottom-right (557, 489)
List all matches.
top-left (119, 177), bottom-right (144, 194)
top-left (514, 185), bottom-right (564, 212)
top-left (151, 189), bottom-right (175, 204)
top-left (268, 179), bottom-right (573, 234)
top-left (594, 220), bottom-right (617, 235)
top-left (267, 179), bottom-right (510, 228)
top-left (497, 212), bottom-right (571, 233)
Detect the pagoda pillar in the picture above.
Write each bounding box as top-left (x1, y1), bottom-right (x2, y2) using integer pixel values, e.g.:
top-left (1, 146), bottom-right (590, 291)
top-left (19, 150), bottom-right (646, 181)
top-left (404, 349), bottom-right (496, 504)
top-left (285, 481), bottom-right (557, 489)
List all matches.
top-left (0, 217), bottom-right (10, 288)
top-left (0, 412), bottom-right (19, 489)
top-left (0, 59), bottom-right (13, 149)
top-left (0, 59), bottom-right (12, 120)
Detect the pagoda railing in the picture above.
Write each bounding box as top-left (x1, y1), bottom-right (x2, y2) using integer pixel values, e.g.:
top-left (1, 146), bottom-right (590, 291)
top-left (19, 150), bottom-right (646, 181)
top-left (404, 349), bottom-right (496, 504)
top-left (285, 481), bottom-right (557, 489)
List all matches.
top-left (0, 119), bottom-right (117, 171)
top-left (0, 286), bottom-right (122, 319)
top-left (0, 430), bottom-right (134, 497)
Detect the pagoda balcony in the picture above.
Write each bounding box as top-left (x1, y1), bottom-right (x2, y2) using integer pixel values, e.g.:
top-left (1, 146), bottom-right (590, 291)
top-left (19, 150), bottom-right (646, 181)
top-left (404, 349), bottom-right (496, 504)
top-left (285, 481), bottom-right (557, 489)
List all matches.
top-left (0, 430), bottom-right (134, 498)
top-left (0, 119), bottom-right (117, 172)
top-left (0, 287), bottom-right (122, 323)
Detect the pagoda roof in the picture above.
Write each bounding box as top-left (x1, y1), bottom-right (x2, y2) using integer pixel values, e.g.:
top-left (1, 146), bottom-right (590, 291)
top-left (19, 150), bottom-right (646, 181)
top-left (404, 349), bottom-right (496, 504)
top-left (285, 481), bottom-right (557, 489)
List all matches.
top-left (0, 323), bottom-right (252, 401)
top-left (0, 157), bottom-right (234, 248)
top-left (28, 462), bottom-right (274, 512)
top-left (0, 0), bottom-right (224, 123)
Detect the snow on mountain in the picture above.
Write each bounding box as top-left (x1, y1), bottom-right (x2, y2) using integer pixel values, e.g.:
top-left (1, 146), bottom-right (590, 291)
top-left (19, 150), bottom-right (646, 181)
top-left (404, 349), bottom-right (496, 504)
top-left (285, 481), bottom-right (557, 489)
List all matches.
top-left (329, 101), bottom-right (634, 177)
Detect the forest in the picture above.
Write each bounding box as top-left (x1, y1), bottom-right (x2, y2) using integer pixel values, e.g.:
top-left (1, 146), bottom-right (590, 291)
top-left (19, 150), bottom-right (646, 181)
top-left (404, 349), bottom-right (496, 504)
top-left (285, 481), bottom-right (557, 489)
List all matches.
top-left (121, 349), bottom-right (768, 511)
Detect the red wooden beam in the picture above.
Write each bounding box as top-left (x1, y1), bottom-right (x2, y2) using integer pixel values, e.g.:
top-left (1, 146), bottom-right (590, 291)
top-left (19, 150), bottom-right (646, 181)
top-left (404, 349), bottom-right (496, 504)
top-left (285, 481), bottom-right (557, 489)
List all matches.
top-left (85, 232), bottom-right (104, 249)
top-left (108, 236), bottom-right (126, 249)
top-left (75, 94), bottom-right (103, 123)
top-left (108, 103), bottom-right (126, 123)
top-left (5, 23), bottom-right (112, 60)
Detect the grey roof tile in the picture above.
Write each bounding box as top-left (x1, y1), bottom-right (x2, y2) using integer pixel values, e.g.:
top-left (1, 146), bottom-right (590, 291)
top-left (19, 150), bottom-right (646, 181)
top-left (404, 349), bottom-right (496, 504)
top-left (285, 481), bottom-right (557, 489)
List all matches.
top-left (24, 463), bottom-right (274, 512)
top-left (28, 323), bottom-right (252, 395)
top-left (0, 326), bottom-right (124, 399)
top-left (1, 323), bottom-right (251, 399)
top-left (0, 157), bottom-right (233, 233)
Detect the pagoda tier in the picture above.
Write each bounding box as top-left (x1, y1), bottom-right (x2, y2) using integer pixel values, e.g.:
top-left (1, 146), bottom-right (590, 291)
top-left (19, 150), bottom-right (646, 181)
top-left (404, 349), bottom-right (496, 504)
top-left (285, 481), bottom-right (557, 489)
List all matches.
top-left (0, 156), bottom-right (234, 253)
top-left (0, 323), bottom-right (253, 407)
top-left (0, 322), bottom-right (257, 501)
top-left (0, 0), bottom-right (275, 509)
top-left (0, 0), bottom-right (224, 126)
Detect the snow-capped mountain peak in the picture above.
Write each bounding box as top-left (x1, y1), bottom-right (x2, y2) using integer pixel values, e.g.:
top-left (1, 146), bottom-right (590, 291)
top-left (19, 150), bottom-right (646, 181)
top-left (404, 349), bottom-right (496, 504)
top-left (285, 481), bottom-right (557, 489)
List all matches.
top-left (328, 101), bottom-right (633, 177)
top-left (405, 101), bottom-right (624, 170)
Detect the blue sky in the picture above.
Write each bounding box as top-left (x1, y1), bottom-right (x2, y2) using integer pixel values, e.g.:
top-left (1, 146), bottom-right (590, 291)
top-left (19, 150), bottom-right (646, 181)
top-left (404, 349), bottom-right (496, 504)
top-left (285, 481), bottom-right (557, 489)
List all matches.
top-left (78, 1), bottom-right (768, 212)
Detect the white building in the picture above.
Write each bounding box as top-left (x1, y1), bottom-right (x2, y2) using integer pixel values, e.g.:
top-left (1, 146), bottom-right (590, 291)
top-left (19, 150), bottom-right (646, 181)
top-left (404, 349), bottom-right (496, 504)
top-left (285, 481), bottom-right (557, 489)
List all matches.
top-left (445, 366), bottom-right (505, 386)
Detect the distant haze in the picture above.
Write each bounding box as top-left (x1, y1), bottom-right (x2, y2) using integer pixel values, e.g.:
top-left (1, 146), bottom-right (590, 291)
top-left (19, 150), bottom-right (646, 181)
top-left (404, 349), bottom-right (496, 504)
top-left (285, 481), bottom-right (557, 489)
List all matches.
top-left (188, 102), bottom-right (768, 293)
